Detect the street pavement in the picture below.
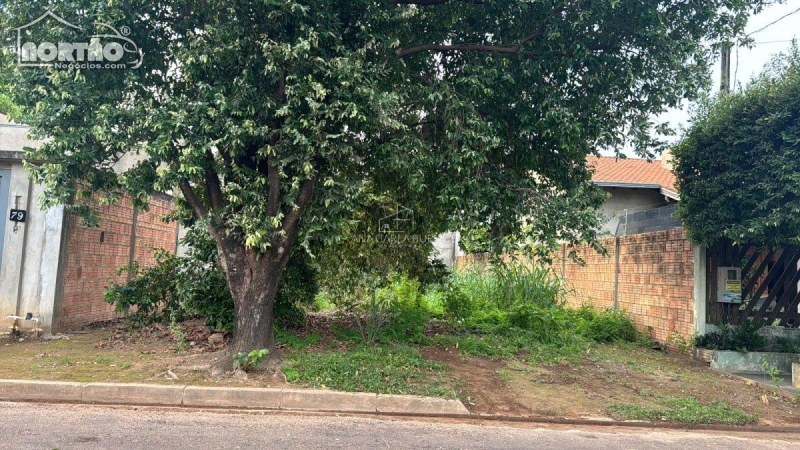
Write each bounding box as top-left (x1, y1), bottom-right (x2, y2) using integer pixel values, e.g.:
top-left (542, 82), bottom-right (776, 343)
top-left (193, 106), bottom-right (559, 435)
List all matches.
top-left (0, 402), bottom-right (796, 449)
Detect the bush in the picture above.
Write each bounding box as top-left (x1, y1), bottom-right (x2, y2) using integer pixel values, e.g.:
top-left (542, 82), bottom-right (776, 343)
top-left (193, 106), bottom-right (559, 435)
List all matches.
top-left (694, 320), bottom-right (766, 352)
top-left (104, 250), bottom-right (182, 326)
top-left (576, 306), bottom-right (637, 343)
top-left (105, 226), bottom-right (318, 332)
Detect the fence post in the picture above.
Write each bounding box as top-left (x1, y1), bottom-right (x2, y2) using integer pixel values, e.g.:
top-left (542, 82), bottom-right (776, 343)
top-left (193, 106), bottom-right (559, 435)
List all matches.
top-left (693, 244), bottom-right (707, 336)
top-left (613, 236), bottom-right (621, 310)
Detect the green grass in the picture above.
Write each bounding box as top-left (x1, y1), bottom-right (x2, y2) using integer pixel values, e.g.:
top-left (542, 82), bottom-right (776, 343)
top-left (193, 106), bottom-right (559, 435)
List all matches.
top-left (608, 396), bottom-right (757, 425)
top-left (283, 344), bottom-right (457, 398)
top-left (275, 328), bottom-right (321, 350)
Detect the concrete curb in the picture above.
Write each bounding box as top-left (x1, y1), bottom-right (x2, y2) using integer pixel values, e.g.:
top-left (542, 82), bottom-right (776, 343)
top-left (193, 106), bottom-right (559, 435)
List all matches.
top-left (0, 380), bottom-right (470, 416)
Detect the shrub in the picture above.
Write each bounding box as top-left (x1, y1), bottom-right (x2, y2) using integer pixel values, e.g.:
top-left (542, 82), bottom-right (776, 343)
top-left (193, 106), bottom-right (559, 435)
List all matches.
top-left (578, 307), bottom-right (637, 343)
top-left (104, 250), bottom-right (182, 326)
top-left (694, 320), bottom-right (766, 352)
top-left (105, 226), bottom-right (318, 331)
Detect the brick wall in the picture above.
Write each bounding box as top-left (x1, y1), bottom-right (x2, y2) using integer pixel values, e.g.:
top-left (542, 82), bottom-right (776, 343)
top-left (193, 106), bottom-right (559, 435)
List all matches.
top-left (57, 195), bottom-right (178, 330)
top-left (555, 228), bottom-right (695, 344)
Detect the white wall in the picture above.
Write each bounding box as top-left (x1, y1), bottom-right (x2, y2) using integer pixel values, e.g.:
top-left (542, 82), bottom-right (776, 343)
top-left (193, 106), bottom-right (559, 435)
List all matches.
top-left (598, 187), bottom-right (671, 237)
top-left (0, 125), bottom-right (64, 333)
top-left (432, 231), bottom-right (463, 268)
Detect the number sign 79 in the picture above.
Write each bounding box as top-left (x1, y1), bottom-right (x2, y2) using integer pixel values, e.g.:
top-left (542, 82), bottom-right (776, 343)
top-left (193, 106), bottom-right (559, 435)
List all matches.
top-left (9, 209), bottom-right (26, 223)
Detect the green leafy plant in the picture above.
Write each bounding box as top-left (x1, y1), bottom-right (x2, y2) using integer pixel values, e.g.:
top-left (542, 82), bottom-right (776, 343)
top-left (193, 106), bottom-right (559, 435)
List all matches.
top-left (675, 46), bottom-right (800, 248)
top-left (169, 320), bottom-right (189, 351)
top-left (233, 349), bottom-right (270, 372)
top-left (761, 355), bottom-right (782, 388)
top-left (694, 320), bottom-right (765, 352)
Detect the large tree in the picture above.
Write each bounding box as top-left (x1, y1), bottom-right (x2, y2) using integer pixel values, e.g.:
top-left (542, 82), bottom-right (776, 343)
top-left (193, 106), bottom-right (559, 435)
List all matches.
top-left (675, 45), bottom-right (800, 249)
top-left (1, 0), bottom-right (771, 357)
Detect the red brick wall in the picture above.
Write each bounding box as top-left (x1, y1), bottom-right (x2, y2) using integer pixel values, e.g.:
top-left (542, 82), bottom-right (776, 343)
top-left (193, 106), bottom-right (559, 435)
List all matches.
top-left (57, 196), bottom-right (178, 330)
top-left (556, 228), bottom-right (696, 344)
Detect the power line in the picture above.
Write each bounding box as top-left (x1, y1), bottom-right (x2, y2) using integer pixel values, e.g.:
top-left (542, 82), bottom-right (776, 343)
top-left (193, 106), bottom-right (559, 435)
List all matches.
top-left (747, 6), bottom-right (800, 36)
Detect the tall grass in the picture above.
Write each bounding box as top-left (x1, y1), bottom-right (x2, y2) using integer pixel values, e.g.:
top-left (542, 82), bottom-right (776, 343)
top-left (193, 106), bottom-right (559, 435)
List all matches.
top-left (450, 261), bottom-right (565, 311)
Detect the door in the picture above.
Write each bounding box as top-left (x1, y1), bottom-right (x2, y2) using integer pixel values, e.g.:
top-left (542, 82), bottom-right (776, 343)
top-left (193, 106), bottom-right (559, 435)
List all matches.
top-left (0, 169), bottom-right (10, 269)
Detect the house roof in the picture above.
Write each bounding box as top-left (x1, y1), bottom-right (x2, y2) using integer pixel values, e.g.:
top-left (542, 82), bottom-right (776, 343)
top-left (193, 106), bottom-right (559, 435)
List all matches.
top-left (588, 155), bottom-right (679, 200)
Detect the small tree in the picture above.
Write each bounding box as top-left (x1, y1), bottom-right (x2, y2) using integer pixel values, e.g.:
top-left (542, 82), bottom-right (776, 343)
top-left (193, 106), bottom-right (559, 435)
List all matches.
top-left (674, 45), bottom-right (800, 248)
top-left (1, 0), bottom-right (768, 358)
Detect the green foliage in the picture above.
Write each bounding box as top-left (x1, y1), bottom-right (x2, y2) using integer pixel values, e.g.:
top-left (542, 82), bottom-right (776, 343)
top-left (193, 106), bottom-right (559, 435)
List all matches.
top-left (283, 344), bottom-right (456, 398)
top-left (103, 250), bottom-right (182, 327)
top-left (105, 226), bottom-right (317, 332)
top-left (275, 328), bottom-right (321, 351)
top-left (574, 306), bottom-right (637, 343)
top-left (232, 349), bottom-right (269, 372)
top-left (169, 320), bottom-right (189, 351)
top-left (694, 320), bottom-right (766, 352)
top-left (1, 0), bottom-right (767, 350)
top-left (675, 46), bottom-right (800, 247)
top-left (609, 397), bottom-right (757, 425)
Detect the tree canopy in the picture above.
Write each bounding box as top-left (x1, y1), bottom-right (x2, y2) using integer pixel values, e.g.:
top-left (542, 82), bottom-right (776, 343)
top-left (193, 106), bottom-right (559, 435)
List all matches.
top-left (674, 45), bottom-right (800, 249)
top-left (1, 0), bottom-right (773, 355)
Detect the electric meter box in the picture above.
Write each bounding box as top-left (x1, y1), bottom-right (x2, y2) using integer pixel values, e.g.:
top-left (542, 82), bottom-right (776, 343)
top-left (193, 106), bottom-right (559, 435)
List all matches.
top-left (717, 266), bottom-right (742, 303)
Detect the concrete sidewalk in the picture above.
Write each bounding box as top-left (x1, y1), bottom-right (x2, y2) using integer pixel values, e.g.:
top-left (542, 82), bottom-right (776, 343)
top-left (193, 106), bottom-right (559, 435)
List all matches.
top-left (0, 379), bottom-right (470, 415)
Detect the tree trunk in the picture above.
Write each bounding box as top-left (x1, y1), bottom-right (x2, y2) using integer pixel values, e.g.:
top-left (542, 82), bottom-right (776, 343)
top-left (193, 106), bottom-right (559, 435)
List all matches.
top-left (216, 237), bottom-right (289, 361)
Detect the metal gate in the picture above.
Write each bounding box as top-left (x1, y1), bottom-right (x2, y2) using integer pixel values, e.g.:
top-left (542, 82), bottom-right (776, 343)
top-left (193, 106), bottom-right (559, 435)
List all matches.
top-left (707, 239), bottom-right (800, 327)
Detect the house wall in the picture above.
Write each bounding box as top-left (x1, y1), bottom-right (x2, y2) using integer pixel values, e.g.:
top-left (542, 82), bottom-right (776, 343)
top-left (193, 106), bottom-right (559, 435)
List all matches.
top-left (432, 231), bottom-right (464, 268)
top-left (55, 195), bottom-right (179, 331)
top-left (554, 228), bottom-right (696, 344)
top-left (0, 159), bottom-right (65, 333)
top-left (599, 187), bottom-right (671, 237)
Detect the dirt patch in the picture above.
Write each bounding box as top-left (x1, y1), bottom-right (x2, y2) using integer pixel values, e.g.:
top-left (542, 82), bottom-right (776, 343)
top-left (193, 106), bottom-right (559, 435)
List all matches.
top-left (421, 347), bottom-right (530, 415)
top-left (421, 343), bottom-right (799, 424)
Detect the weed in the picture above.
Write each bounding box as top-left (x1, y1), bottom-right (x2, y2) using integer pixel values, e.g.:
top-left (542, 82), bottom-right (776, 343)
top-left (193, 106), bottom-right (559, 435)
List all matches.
top-left (283, 344), bottom-right (456, 398)
top-left (169, 320), bottom-right (188, 351)
top-left (275, 329), bottom-right (321, 350)
top-left (233, 348), bottom-right (269, 372)
top-left (119, 362), bottom-right (132, 370)
top-left (310, 292), bottom-right (336, 312)
top-left (609, 396), bottom-right (756, 425)
top-left (761, 355), bottom-right (782, 388)
top-left (497, 369), bottom-right (513, 382)
top-left (666, 330), bottom-right (691, 353)
top-left (57, 357), bottom-right (74, 367)
top-left (93, 356), bottom-right (112, 365)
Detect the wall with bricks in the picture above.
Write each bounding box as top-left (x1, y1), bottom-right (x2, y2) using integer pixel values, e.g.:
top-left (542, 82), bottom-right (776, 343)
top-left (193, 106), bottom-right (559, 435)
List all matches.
top-left (56, 195), bottom-right (178, 330)
top-left (555, 228), bottom-right (696, 344)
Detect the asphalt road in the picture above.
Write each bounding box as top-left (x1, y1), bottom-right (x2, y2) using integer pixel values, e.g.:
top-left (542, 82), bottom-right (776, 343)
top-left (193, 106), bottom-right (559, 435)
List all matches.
top-left (0, 402), bottom-right (797, 449)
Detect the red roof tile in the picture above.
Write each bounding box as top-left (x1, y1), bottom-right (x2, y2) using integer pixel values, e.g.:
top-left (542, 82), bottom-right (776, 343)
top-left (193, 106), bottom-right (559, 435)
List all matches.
top-left (588, 156), bottom-right (677, 195)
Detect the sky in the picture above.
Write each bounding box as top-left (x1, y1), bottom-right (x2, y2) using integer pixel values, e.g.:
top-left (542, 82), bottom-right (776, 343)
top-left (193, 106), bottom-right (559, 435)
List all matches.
top-left (627, 2), bottom-right (800, 157)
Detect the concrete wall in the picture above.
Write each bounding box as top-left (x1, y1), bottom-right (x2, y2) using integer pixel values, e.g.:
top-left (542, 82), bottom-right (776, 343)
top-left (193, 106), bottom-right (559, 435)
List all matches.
top-left (598, 187), bottom-right (671, 237)
top-left (432, 231), bottom-right (464, 268)
top-left (0, 123), bottom-right (180, 332)
top-left (0, 162), bottom-right (65, 333)
top-left (0, 125), bottom-right (64, 333)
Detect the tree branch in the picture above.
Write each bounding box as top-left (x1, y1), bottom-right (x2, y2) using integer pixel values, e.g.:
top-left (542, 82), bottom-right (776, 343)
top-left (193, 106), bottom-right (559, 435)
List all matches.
top-left (397, 2), bottom-right (570, 58)
top-left (390, 0), bottom-right (484, 4)
top-left (204, 149), bottom-right (225, 211)
top-left (274, 176), bottom-right (317, 251)
top-left (267, 157), bottom-right (280, 217)
top-left (398, 44), bottom-right (539, 58)
top-left (179, 180), bottom-right (208, 219)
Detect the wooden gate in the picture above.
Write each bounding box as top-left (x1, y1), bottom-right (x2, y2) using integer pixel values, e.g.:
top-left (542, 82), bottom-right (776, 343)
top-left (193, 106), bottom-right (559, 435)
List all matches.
top-left (707, 240), bottom-right (800, 327)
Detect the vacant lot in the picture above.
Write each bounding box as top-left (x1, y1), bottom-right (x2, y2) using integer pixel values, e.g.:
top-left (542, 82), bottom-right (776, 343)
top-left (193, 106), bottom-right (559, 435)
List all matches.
top-left (1, 316), bottom-right (797, 426)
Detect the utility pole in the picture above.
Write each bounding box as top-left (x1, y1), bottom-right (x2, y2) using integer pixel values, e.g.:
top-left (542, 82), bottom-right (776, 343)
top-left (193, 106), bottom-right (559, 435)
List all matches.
top-left (720, 42), bottom-right (732, 93)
